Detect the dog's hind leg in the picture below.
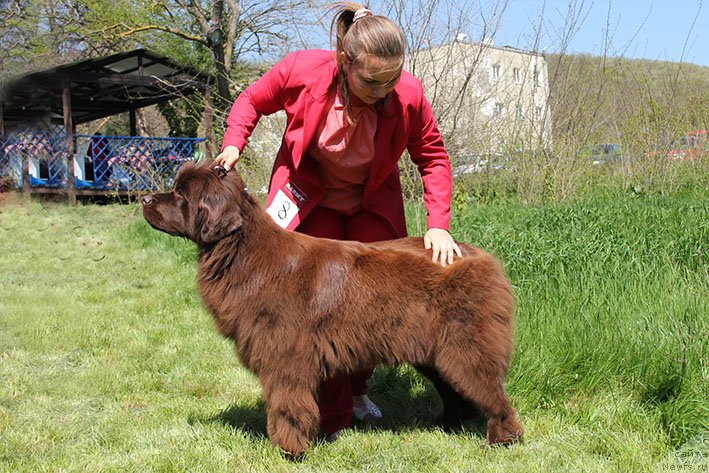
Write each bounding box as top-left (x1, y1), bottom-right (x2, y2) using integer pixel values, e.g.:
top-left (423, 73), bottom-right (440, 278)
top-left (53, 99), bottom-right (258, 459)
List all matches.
top-left (434, 350), bottom-right (523, 445)
top-left (261, 372), bottom-right (320, 457)
top-left (414, 364), bottom-right (485, 429)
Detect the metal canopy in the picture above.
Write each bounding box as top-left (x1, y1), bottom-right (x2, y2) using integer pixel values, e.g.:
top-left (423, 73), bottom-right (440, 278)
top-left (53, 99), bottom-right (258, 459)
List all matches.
top-left (0, 48), bottom-right (211, 125)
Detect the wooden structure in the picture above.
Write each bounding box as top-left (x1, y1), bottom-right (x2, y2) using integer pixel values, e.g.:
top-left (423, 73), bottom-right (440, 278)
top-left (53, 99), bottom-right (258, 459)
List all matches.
top-left (0, 49), bottom-right (211, 203)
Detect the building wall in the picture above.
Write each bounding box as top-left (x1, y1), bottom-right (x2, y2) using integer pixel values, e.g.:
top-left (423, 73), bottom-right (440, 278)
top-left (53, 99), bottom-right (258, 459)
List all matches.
top-left (408, 40), bottom-right (552, 160)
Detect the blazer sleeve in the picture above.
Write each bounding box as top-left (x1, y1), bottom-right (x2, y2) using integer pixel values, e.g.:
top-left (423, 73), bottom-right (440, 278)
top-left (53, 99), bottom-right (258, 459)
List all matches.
top-left (407, 89), bottom-right (453, 231)
top-left (221, 52), bottom-right (297, 152)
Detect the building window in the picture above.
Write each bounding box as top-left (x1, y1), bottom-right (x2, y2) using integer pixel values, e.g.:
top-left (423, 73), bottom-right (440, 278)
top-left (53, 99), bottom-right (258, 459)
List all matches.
top-left (516, 105), bottom-right (523, 121)
top-left (533, 67), bottom-right (540, 87)
top-left (495, 102), bottom-right (505, 117)
top-left (513, 67), bottom-right (521, 83)
top-left (534, 106), bottom-right (543, 120)
top-left (492, 64), bottom-right (500, 80)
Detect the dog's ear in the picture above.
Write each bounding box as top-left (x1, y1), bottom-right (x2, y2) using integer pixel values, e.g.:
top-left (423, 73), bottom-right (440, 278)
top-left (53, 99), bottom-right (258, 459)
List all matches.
top-left (198, 191), bottom-right (243, 244)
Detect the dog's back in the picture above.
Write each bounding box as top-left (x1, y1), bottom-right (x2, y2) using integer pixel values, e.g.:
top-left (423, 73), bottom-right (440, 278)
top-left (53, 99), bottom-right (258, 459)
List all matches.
top-left (369, 237), bottom-right (485, 259)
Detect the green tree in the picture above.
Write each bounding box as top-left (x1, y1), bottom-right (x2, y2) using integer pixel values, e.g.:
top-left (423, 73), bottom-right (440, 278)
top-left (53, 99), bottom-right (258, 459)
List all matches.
top-left (0, 0), bottom-right (93, 81)
top-left (78, 0), bottom-right (312, 110)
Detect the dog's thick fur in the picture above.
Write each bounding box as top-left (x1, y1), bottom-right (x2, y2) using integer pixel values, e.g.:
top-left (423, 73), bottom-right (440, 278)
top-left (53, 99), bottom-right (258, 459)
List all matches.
top-left (142, 161), bottom-right (523, 455)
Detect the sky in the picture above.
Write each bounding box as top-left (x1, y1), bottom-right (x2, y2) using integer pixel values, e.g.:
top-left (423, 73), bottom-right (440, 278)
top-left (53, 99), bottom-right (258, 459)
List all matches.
top-left (491, 0), bottom-right (708, 66)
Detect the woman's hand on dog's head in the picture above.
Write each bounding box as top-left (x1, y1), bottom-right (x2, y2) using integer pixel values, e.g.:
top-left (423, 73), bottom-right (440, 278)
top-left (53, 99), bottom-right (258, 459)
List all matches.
top-left (215, 145), bottom-right (241, 171)
top-left (424, 228), bottom-right (463, 267)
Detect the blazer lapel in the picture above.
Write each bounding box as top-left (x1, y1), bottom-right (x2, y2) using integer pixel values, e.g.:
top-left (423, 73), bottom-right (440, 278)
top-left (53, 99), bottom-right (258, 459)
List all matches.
top-left (293, 69), bottom-right (337, 170)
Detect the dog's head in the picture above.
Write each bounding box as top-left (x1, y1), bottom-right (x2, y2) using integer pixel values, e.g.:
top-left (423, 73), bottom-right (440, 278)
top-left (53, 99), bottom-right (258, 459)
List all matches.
top-left (142, 161), bottom-right (253, 246)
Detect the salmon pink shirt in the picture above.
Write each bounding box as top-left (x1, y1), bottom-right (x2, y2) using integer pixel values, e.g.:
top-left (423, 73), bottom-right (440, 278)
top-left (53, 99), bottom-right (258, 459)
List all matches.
top-left (307, 93), bottom-right (377, 214)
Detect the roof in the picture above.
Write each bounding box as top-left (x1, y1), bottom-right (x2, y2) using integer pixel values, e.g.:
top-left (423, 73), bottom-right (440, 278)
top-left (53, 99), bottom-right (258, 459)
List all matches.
top-left (415, 40), bottom-right (546, 59)
top-left (0, 49), bottom-right (211, 125)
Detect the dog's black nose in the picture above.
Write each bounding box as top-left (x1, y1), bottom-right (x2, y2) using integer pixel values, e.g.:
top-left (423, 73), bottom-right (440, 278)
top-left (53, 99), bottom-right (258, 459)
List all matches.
top-left (142, 195), bottom-right (155, 206)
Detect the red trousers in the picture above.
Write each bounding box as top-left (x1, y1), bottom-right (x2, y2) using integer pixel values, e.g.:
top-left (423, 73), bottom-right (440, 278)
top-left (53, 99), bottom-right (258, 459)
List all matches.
top-left (296, 206), bottom-right (397, 435)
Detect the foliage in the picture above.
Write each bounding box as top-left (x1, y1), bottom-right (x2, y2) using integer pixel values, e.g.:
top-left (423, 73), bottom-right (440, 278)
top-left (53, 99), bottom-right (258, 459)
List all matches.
top-left (0, 0), bottom-right (314, 140)
top-left (158, 97), bottom-right (203, 138)
top-left (0, 0), bottom-right (92, 82)
top-left (547, 54), bottom-right (709, 155)
top-left (75, 0), bottom-right (312, 108)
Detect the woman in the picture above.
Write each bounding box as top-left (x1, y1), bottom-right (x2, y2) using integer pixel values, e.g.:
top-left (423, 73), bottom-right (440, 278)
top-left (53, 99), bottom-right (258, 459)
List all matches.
top-left (215, 2), bottom-right (461, 440)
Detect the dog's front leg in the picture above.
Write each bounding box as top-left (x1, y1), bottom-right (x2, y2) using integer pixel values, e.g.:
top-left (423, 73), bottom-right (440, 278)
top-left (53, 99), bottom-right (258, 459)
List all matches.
top-left (261, 372), bottom-right (320, 457)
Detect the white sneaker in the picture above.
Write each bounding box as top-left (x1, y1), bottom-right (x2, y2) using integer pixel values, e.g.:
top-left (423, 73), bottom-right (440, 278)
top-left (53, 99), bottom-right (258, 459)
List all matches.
top-left (352, 394), bottom-right (383, 422)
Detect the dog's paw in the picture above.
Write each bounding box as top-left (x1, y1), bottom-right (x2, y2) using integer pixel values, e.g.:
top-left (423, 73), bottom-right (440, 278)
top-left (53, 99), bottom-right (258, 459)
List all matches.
top-left (486, 415), bottom-right (524, 445)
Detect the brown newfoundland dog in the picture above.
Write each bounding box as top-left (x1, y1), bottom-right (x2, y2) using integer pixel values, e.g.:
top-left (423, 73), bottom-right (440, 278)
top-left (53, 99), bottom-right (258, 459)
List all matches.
top-left (142, 161), bottom-right (523, 456)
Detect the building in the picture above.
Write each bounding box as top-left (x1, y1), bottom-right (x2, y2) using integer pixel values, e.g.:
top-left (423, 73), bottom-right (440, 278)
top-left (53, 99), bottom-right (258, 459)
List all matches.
top-left (408, 38), bottom-right (552, 165)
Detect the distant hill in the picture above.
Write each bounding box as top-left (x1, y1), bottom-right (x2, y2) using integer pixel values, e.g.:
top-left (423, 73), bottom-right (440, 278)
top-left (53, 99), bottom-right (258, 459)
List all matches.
top-left (545, 53), bottom-right (708, 151)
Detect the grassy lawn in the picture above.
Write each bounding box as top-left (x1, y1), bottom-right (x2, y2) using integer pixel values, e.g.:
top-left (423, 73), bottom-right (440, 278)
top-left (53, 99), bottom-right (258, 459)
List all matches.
top-left (0, 191), bottom-right (707, 472)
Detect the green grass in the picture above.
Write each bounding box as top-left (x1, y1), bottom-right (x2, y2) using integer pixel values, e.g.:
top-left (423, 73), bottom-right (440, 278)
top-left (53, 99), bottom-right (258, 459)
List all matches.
top-left (0, 191), bottom-right (707, 472)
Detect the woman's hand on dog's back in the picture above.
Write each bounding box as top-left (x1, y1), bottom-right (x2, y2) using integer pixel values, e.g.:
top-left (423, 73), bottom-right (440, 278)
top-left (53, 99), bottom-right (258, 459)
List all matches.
top-left (424, 228), bottom-right (462, 267)
top-left (215, 145), bottom-right (241, 171)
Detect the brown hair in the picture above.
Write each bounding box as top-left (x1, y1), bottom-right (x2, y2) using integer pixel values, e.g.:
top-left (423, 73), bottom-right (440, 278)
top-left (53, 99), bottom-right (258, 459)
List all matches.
top-left (328, 2), bottom-right (406, 119)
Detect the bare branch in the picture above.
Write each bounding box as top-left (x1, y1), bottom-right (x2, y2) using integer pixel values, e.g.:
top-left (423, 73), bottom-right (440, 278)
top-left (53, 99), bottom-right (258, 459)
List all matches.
top-left (95, 23), bottom-right (206, 44)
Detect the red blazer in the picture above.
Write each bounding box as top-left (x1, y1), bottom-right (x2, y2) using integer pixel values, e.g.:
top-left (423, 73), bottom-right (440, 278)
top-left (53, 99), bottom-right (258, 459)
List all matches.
top-left (222, 49), bottom-right (452, 237)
